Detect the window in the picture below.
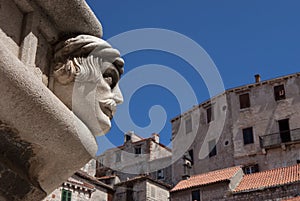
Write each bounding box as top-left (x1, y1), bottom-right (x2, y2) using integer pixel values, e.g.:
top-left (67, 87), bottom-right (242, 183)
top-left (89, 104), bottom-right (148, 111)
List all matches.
top-left (125, 134), bottom-right (131, 142)
top-left (185, 115), bottom-right (192, 134)
top-left (279, 119), bottom-right (291, 143)
top-left (206, 105), bottom-right (214, 123)
top-left (274, 85), bottom-right (286, 101)
top-left (243, 127), bottom-right (254, 145)
top-left (115, 151), bottom-right (121, 162)
top-left (61, 189), bottom-right (72, 201)
top-left (192, 190), bottom-right (200, 201)
top-left (157, 169), bottom-right (164, 180)
top-left (188, 149), bottom-right (194, 165)
top-left (208, 139), bottom-right (217, 157)
top-left (98, 158), bottom-right (104, 167)
top-left (135, 146), bottom-right (141, 156)
top-left (239, 93), bottom-right (250, 109)
top-left (243, 164), bottom-right (259, 174)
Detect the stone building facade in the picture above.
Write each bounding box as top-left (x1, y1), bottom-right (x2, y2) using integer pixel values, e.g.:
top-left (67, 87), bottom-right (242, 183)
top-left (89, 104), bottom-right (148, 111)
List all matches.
top-left (114, 176), bottom-right (170, 201)
top-left (43, 160), bottom-right (114, 201)
top-left (97, 131), bottom-right (172, 186)
top-left (170, 164), bottom-right (300, 201)
top-left (171, 73), bottom-right (300, 184)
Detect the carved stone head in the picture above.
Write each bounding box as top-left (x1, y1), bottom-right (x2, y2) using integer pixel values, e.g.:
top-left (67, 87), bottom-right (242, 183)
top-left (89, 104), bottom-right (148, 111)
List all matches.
top-left (52, 35), bottom-right (124, 136)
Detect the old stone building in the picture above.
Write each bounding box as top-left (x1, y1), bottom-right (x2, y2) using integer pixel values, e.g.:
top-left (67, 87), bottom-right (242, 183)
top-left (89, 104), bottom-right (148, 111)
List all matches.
top-left (97, 131), bottom-right (172, 186)
top-left (114, 176), bottom-right (170, 201)
top-left (170, 164), bottom-right (300, 201)
top-left (43, 160), bottom-right (114, 201)
top-left (171, 73), bottom-right (300, 184)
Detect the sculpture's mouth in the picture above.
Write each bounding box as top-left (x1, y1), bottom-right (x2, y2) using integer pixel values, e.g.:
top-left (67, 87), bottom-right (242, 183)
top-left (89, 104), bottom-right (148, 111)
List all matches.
top-left (99, 100), bottom-right (116, 120)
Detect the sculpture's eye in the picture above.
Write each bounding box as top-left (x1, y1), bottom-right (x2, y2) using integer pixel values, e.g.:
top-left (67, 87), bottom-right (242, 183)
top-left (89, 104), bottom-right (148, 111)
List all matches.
top-left (103, 67), bottom-right (119, 89)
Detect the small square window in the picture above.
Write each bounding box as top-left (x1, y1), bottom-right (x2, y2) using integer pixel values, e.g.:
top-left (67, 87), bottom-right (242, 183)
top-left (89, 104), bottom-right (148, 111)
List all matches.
top-left (274, 85), bottom-right (286, 101)
top-left (135, 146), bottom-right (141, 156)
top-left (206, 105), bottom-right (214, 123)
top-left (243, 127), bottom-right (254, 145)
top-left (208, 139), bottom-right (217, 157)
top-left (157, 169), bottom-right (164, 180)
top-left (185, 116), bottom-right (192, 134)
top-left (243, 164), bottom-right (259, 174)
top-left (239, 93), bottom-right (250, 109)
top-left (125, 134), bottom-right (131, 142)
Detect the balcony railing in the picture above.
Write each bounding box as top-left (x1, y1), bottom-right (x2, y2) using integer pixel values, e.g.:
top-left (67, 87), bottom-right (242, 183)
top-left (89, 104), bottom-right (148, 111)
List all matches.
top-left (259, 128), bottom-right (300, 149)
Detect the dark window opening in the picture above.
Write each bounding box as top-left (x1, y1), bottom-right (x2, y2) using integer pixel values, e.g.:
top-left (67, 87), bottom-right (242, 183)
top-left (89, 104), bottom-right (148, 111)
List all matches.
top-left (188, 149), bottom-right (194, 165)
top-left (279, 119), bottom-right (291, 143)
top-left (126, 185), bottom-right (133, 201)
top-left (206, 105), bottom-right (214, 123)
top-left (192, 190), bottom-right (200, 201)
top-left (135, 146), bottom-right (141, 156)
top-left (209, 139), bottom-right (217, 157)
top-left (243, 127), bottom-right (254, 145)
top-left (274, 85), bottom-right (286, 101)
top-left (61, 189), bottom-right (72, 201)
top-left (157, 169), bottom-right (164, 180)
top-left (243, 164), bottom-right (259, 174)
top-left (185, 116), bottom-right (192, 133)
top-left (239, 93), bottom-right (250, 109)
top-left (125, 134), bottom-right (131, 142)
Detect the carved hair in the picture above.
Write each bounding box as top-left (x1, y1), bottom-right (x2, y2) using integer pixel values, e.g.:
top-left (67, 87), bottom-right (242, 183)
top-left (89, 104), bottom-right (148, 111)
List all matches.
top-left (53, 35), bottom-right (124, 84)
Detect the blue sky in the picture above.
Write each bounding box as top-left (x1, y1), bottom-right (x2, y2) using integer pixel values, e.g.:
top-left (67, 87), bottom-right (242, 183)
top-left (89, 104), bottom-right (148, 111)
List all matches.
top-left (86, 0), bottom-right (300, 155)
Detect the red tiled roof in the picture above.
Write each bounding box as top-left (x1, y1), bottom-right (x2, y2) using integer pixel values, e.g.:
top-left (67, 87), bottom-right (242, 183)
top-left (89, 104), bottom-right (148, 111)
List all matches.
top-left (282, 196), bottom-right (300, 201)
top-left (234, 164), bottom-right (300, 193)
top-left (171, 166), bottom-right (241, 192)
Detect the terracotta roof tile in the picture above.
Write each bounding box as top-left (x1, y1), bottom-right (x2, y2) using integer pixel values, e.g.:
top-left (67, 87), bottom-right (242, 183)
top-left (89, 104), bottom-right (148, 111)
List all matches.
top-left (234, 164), bottom-right (300, 193)
top-left (171, 166), bottom-right (241, 192)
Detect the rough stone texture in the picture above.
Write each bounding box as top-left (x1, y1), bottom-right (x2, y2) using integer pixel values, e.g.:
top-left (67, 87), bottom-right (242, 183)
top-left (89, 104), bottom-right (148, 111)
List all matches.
top-left (114, 178), bottom-right (169, 201)
top-left (171, 73), bottom-right (300, 184)
top-left (34, 0), bottom-right (103, 38)
top-left (43, 175), bottom-right (113, 201)
top-left (170, 182), bottom-right (230, 201)
top-left (170, 181), bottom-right (300, 201)
top-left (171, 93), bottom-right (235, 184)
top-left (0, 0), bottom-right (23, 57)
top-left (97, 132), bottom-right (173, 185)
top-left (0, 0), bottom-right (104, 199)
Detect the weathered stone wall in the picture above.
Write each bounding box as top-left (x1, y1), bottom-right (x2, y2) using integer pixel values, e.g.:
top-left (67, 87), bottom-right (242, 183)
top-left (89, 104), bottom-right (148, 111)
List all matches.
top-left (146, 180), bottom-right (169, 201)
top-left (227, 182), bottom-right (300, 201)
top-left (97, 136), bottom-right (172, 185)
top-left (0, 0), bottom-right (102, 200)
top-left (171, 74), bottom-right (300, 184)
top-left (114, 180), bottom-right (147, 201)
top-left (170, 182), bottom-right (229, 201)
top-left (171, 93), bottom-right (235, 184)
top-left (171, 182), bottom-right (300, 201)
top-left (231, 75), bottom-right (300, 170)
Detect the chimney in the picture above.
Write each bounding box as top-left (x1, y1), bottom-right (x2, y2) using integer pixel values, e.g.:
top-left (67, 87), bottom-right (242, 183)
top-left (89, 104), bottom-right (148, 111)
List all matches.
top-left (152, 133), bottom-right (160, 143)
top-left (255, 74), bottom-right (261, 83)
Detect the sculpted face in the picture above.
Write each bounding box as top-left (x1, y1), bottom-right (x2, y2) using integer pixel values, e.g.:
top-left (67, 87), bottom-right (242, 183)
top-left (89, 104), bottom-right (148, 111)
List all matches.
top-left (53, 35), bottom-right (124, 136)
